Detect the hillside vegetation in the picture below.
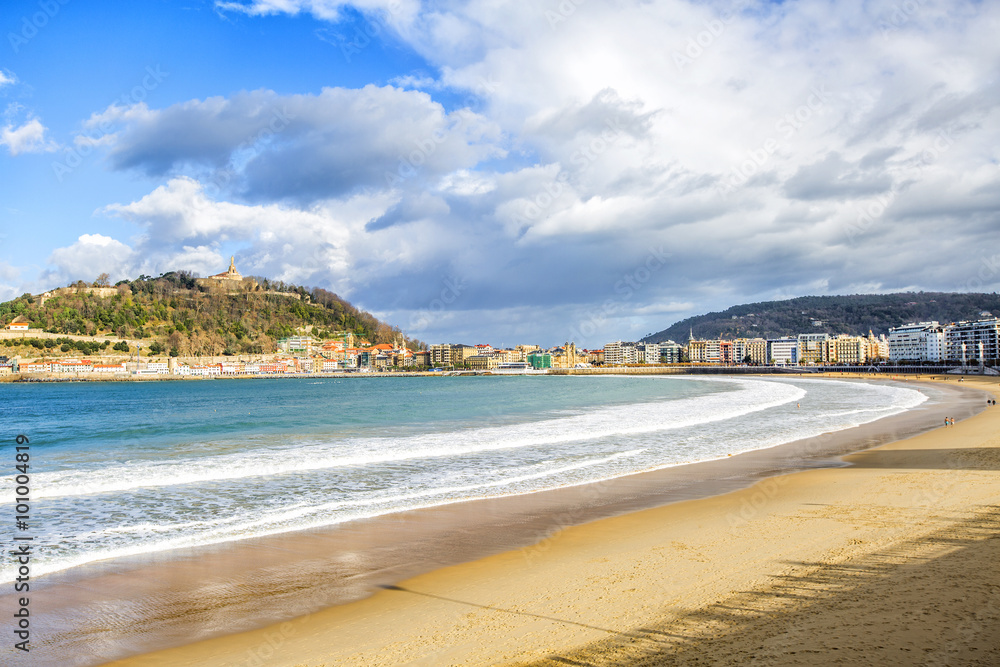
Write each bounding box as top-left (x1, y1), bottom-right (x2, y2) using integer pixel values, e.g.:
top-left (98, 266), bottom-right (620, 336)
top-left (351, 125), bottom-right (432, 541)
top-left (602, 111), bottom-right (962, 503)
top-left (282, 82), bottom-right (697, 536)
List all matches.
top-left (643, 292), bottom-right (1000, 343)
top-left (0, 272), bottom-right (417, 357)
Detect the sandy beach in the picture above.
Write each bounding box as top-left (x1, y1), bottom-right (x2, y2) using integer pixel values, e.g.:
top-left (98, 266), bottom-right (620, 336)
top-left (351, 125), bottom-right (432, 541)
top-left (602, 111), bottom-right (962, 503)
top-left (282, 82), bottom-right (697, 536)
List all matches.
top-left (90, 374), bottom-right (1000, 667)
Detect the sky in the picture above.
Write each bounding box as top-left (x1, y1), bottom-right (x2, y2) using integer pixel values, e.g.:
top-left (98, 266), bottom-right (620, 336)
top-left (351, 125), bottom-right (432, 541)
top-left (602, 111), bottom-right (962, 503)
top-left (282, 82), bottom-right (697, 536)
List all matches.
top-left (1, 0), bottom-right (998, 348)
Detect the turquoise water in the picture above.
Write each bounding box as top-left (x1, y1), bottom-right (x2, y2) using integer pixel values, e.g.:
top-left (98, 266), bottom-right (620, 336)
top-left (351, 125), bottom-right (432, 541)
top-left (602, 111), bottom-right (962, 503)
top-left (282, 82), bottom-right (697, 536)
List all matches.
top-left (0, 375), bottom-right (926, 580)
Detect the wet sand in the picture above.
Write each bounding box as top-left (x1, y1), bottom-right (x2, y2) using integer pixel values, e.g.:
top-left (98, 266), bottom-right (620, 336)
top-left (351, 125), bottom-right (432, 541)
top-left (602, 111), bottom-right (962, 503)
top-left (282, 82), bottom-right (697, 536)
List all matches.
top-left (9, 375), bottom-right (993, 666)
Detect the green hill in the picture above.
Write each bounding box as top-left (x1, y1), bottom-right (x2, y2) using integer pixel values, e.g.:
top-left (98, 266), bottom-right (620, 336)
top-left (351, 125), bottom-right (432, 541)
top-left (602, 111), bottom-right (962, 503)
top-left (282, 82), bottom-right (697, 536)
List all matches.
top-left (642, 292), bottom-right (1000, 343)
top-left (0, 271), bottom-right (420, 357)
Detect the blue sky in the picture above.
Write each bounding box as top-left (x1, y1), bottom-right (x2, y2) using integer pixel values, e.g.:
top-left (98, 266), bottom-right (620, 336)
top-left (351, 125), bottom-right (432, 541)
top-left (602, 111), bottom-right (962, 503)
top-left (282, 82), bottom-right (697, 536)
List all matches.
top-left (1, 0), bottom-right (998, 347)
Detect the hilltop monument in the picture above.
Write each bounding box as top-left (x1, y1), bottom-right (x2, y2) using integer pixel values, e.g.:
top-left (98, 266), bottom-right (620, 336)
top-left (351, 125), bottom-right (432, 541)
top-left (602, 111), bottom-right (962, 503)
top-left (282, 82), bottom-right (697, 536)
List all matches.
top-left (196, 257), bottom-right (258, 293)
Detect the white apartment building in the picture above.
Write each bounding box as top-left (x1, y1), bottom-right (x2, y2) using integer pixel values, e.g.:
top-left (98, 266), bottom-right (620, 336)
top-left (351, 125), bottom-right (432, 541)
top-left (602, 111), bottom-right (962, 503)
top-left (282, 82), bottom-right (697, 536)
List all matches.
top-left (944, 319), bottom-right (1000, 364)
top-left (603, 341), bottom-right (638, 365)
top-left (767, 338), bottom-right (798, 365)
top-left (888, 322), bottom-right (945, 362)
top-left (635, 343), bottom-right (660, 364)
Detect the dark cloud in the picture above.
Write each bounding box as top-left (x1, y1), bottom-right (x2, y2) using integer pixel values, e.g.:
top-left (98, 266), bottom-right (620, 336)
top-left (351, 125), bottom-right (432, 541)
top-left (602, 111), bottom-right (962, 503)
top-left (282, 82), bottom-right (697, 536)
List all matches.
top-left (784, 152), bottom-right (894, 200)
top-left (366, 193), bottom-right (450, 231)
top-left (99, 86), bottom-right (503, 202)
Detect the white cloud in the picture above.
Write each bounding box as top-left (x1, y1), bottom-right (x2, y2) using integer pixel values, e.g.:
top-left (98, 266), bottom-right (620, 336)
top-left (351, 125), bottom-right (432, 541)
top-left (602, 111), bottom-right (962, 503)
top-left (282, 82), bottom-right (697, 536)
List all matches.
top-left (0, 117), bottom-right (59, 155)
top-left (32, 0), bottom-right (999, 346)
top-left (45, 234), bottom-right (135, 287)
top-left (100, 176), bottom-right (417, 294)
top-left (0, 261), bottom-right (21, 302)
top-left (216, 0), bottom-right (420, 24)
top-left (0, 71), bottom-right (15, 87)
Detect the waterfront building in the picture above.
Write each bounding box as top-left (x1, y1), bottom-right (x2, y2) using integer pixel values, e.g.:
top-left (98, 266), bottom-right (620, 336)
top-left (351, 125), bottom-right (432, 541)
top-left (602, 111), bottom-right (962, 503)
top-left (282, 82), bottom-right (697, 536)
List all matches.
top-left (797, 333), bottom-right (829, 365)
top-left (603, 341), bottom-right (638, 365)
top-left (734, 338), bottom-right (768, 365)
top-left (888, 322), bottom-right (945, 362)
top-left (514, 344), bottom-right (540, 361)
top-left (767, 338), bottom-right (798, 365)
top-left (944, 319), bottom-right (1000, 365)
top-left (527, 352), bottom-right (552, 369)
top-left (19, 362), bottom-right (49, 373)
top-left (825, 335), bottom-right (868, 365)
top-left (92, 363), bottom-right (127, 374)
top-left (866, 331), bottom-right (890, 360)
top-left (492, 349), bottom-right (518, 364)
top-left (657, 340), bottom-right (683, 364)
top-left (548, 343), bottom-right (580, 369)
top-left (719, 340), bottom-right (734, 364)
top-left (687, 339), bottom-right (721, 363)
top-left (453, 344), bottom-right (478, 365)
top-left (466, 354), bottom-right (500, 370)
top-left (52, 360), bottom-right (93, 373)
top-left (635, 343), bottom-right (660, 364)
top-left (429, 344), bottom-right (452, 366)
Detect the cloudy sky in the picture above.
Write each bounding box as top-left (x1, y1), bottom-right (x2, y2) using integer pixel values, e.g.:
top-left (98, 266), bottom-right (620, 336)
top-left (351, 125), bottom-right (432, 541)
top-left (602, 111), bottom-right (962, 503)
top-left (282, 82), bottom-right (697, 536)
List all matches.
top-left (1, 0), bottom-right (998, 347)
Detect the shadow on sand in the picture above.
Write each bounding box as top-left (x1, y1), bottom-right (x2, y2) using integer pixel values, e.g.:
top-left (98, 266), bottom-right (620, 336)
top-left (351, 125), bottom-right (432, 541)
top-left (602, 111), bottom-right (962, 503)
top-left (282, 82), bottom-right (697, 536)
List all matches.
top-left (524, 505), bottom-right (1000, 666)
top-left (844, 447), bottom-right (1000, 471)
top-left (389, 505), bottom-right (1000, 667)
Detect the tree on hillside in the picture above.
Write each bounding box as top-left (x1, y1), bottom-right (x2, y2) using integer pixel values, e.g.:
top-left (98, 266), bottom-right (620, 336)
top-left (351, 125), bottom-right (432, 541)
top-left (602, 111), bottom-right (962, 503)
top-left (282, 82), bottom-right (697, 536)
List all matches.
top-left (94, 273), bottom-right (110, 287)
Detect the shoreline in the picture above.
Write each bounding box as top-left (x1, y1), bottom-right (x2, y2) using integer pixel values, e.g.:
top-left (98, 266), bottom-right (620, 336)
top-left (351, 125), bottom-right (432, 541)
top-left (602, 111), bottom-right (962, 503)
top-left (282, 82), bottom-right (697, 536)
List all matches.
top-left (1, 364), bottom-right (987, 383)
top-left (9, 374), bottom-right (989, 666)
top-left (94, 374), bottom-right (999, 667)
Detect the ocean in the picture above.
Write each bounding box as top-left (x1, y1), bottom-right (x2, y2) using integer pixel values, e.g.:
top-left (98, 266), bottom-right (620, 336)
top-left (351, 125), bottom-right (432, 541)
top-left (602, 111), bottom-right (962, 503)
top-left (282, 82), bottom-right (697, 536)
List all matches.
top-left (1, 374), bottom-right (928, 583)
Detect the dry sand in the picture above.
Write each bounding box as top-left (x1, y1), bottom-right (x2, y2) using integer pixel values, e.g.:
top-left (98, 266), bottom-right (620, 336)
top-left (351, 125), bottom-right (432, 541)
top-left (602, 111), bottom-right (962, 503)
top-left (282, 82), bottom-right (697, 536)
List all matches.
top-left (106, 375), bottom-right (1000, 666)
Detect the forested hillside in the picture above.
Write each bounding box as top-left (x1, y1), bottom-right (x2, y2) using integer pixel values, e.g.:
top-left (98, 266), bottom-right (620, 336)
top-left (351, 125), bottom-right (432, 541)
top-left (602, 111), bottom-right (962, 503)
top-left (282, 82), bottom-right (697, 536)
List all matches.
top-left (0, 271), bottom-right (418, 357)
top-left (643, 292), bottom-right (1000, 343)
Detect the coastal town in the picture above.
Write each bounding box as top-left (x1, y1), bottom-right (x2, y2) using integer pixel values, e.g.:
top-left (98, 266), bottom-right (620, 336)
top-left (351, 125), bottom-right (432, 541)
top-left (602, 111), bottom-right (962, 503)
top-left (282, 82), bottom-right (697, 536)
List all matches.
top-left (1, 260), bottom-right (997, 379)
top-left (2, 313), bottom-right (998, 379)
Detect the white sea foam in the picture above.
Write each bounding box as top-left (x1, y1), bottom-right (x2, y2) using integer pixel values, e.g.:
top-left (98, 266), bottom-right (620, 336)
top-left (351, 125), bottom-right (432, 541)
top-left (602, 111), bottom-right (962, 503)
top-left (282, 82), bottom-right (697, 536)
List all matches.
top-left (9, 449), bottom-right (645, 581)
top-left (0, 377), bottom-right (931, 583)
top-left (27, 378), bottom-right (803, 500)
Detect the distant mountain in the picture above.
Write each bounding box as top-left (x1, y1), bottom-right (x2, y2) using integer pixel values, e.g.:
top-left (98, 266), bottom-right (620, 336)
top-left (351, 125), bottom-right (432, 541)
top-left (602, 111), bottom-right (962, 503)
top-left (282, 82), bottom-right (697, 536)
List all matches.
top-left (642, 292), bottom-right (1000, 343)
